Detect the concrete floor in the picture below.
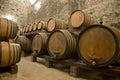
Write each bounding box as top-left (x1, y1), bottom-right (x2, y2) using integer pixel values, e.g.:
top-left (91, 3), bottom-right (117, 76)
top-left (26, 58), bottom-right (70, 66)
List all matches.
top-left (0, 57), bottom-right (86, 80)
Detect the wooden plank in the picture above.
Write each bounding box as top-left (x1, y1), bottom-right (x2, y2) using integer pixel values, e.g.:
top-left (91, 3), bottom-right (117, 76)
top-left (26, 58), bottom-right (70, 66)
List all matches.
top-left (31, 53), bottom-right (120, 79)
top-left (0, 65), bottom-right (18, 74)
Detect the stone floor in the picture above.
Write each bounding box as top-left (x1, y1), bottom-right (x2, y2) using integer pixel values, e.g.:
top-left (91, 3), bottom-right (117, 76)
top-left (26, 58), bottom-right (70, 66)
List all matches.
top-left (0, 56), bottom-right (86, 80)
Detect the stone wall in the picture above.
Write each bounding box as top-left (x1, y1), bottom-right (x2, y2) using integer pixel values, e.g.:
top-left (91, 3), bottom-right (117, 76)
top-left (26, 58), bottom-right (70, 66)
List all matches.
top-left (27, 0), bottom-right (86, 24)
top-left (27, 0), bottom-right (120, 28)
top-left (0, 0), bottom-right (119, 28)
top-left (84, 0), bottom-right (120, 28)
top-left (0, 0), bottom-right (30, 28)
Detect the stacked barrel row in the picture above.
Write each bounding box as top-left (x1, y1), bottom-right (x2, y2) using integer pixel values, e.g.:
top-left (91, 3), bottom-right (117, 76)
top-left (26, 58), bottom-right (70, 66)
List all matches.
top-left (21, 21), bottom-right (47, 34)
top-left (16, 10), bottom-right (94, 64)
top-left (47, 10), bottom-right (94, 59)
top-left (67, 10), bottom-right (120, 67)
top-left (16, 10), bottom-right (120, 67)
top-left (0, 18), bottom-right (21, 68)
top-left (16, 18), bottom-right (68, 53)
top-left (16, 10), bottom-right (93, 58)
top-left (17, 18), bottom-right (68, 36)
top-left (68, 10), bottom-right (120, 67)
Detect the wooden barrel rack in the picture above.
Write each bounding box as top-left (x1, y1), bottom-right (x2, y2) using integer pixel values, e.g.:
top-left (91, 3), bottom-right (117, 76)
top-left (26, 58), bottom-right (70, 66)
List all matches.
top-left (31, 52), bottom-right (120, 79)
top-left (0, 65), bottom-right (18, 74)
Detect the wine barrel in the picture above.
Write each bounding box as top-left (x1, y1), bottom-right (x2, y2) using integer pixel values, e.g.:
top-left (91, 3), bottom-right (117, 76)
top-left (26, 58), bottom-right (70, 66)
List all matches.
top-left (25, 25), bottom-right (30, 33)
top-left (37, 21), bottom-right (47, 30)
top-left (32, 33), bottom-right (48, 54)
top-left (47, 18), bottom-right (67, 32)
top-left (47, 30), bottom-right (77, 58)
top-left (33, 23), bottom-right (37, 31)
top-left (0, 18), bottom-right (18, 40)
top-left (37, 21), bottom-right (42, 30)
top-left (9, 39), bottom-right (15, 43)
top-left (78, 24), bottom-right (120, 67)
top-left (17, 29), bottom-right (22, 36)
top-left (29, 24), bottom-right (33, 32)
top-left (69, 10), bottom-right (94, 29)
top-left (42, 21), bottom-right (47, 30)
top-left (15, 36), bottom-right (31, 52)
top-left (11, 21), bottom-right (18, 38)
top-left (0, 42), bottom-right (21, 67)
top-left (22, 26), bottom-right (26, 33)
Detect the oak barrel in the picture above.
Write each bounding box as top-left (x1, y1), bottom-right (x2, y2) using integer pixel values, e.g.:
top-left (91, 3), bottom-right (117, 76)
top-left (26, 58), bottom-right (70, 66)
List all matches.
top-left (37, 21), bottom-right (42, 30)
top-left (33, 23), bottom-right (37, 31)
top-left (42, 21), bottom-right (47, 30)
top-left (25, 25), bottom-right (30, 33)
top-left (37, 21), bottom-right (47, 30)
top-left (9, 39), bottom-right (15, 43)
top-left (0, 42), bottom-right (21, 67)
top-left (17, 29), bottom-right (22, 36)
top-left (29, 24), bottom-right (34, 32)
top-left (78, 24), bottom-right (120, 67)
top-left (47, 18), bottom-right (67, 32)
top-left (22, 27), bottom-right (26, 33)
top-left (15, 36), bottom-right (31, 52)
top-left (32, 33), bottom-right (48, 54)
top-left (69, 10), bottom-right (94, 29)
top-left (11, 21), bottom-right (18, 38)
top-left (47, 30), bottom-right (77, 58)
top-left (17, 28), bottom-right (23, 36)
top-left (0, 18), bottom-right (18, 40)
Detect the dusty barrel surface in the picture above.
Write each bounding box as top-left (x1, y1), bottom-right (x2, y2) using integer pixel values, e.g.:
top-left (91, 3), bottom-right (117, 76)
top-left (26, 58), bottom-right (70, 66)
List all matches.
top-left (15, 36), bottom-right (31, 52)
top-left (47, 18), bottom-right (67, 32)
top-left (69, 10), bottom-right (94, 29)
top-left (78, 24), bottom-right (120, 67)
top-left (0, 42), bottom-right (21, 67)
top-left (47, 30), bottom-right (77, 58)
top-left (32, 33), bottom-right (48, 54)
top-left (0, 18), bottom-right (18, 40)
